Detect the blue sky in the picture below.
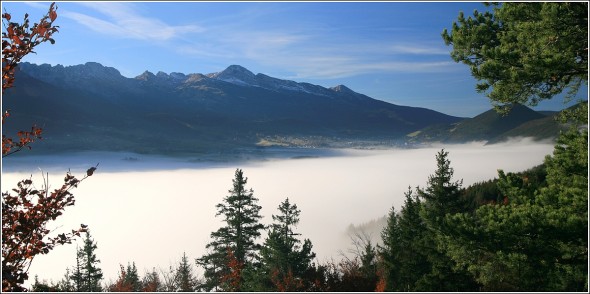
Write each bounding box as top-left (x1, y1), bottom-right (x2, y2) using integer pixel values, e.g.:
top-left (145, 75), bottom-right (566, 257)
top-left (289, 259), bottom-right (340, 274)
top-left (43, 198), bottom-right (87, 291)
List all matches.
top-left (2, 1), bottom-right (585, 117)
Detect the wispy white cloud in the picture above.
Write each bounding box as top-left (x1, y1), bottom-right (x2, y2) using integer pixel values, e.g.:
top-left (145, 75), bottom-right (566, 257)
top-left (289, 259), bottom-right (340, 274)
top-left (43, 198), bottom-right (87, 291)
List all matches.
top-left (200, 30), bottom-right (455, 78)
top-left (22, 2), bottom-right (50, 10)
top-left (173, 26), bottom-right (455, 78)
top-left (389, 44), bottom-right (450, 55)
top-left (62, 2), bottom-right (204, 41)
top-left (285, 60), bottom-right (457, 79)
top-left (58, 2), bottom-right (457, 79)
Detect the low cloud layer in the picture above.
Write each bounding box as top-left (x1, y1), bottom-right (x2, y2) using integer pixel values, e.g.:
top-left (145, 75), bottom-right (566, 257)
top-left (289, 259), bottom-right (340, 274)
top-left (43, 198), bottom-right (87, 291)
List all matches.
top-left (2, 141), bottom-right (555, 286)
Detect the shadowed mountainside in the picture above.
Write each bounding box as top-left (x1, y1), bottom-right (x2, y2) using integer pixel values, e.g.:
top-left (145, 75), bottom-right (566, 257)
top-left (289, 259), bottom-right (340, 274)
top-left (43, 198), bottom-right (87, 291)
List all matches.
top-left (4, 62), bottom-right (461, 155)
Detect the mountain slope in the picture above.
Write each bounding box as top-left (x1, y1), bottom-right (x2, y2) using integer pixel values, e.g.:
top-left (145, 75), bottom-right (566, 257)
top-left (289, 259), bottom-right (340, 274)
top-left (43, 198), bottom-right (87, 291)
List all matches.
top-left (406, 103), bottom-right (566, 144)
top-left (3, 62), bottom-right (462, 155)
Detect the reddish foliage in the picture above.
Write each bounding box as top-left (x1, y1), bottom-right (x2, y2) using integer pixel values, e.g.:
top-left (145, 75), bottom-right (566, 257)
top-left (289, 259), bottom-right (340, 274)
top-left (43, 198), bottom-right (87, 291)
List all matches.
top-left (219, 248), bottom-right (243, 292)
top-left (108, 265), bottom-right (134, 292)
top-left (375, 268), bottom-right (386, 292)
top-left (142, 278), bottom-right (159, 292)
top-left (271, 268), bottom-right (304, 292)
top-left (2, 123), bottom-right (43, 157)
top-left (2, 3), bottom-right (58, 157)
top-left (2, 3), bottom-right (97, 291)
top-left (2, 169), bottom-right (96, 291)
top-left (2, 2), bottom-right (59, 93)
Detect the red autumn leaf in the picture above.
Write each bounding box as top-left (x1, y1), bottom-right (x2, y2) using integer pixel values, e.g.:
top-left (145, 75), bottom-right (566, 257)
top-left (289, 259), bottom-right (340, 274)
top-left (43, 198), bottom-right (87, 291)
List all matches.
top-left (37, 26), bottom-right (46, 37)
top-left (49, 10), bottom-right (57, 22)
top-left (11, 35), bottom-right (21, 46)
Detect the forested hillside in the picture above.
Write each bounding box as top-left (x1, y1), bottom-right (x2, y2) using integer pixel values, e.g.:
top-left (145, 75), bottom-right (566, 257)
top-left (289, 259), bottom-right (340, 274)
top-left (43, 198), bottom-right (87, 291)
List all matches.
top-left (406, 103), bottom-right (573, 144)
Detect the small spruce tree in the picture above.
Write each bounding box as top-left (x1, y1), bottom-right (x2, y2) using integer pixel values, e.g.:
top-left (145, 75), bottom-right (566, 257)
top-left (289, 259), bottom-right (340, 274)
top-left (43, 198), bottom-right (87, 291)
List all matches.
top-left (175, 252), bottom-right (197, 292)
top-left (258, 198), bottom-right (316, 291)
top-left (70, 231), bottom-right (103, 292)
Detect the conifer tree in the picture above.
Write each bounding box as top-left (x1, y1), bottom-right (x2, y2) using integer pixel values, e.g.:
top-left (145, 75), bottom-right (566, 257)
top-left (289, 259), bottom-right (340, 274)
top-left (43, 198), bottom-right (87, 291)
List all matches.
top-left (70, 248), bottom-right (83, 291)
top-left (175, 252), bottom-right (197, 292)
top-left (379, 187), bottom-right (429, 291)
top-left (56, 267), bottom-right (74, 292)
top-left (443, 105), bottom-right (588, 291)
top-left (30, 275), bottom-right (59, 292)
top-left (379, 206), bottom-right (400, 290)
top-left (108, 264), bottom-right (133, 292)
top-left (438, 2), bottom-right (588, 291)
top-left (344, 235), bottom-right (380, 292)
top-left (196, 243), bottom-right (225, 291)
top-left (415, 150), bottom-right (478, 291)
top-left (70, 231), bottom-right (103, 292)
top-left (418, 149), bottom-right (466, 230)
top-left (258, 198), bottom-right (316, 291)
top-left (197, 168), bottom-right (264, 291)
top-left (125, 262), bottom-right (141, 291)
top-left (442, 2), bottom-right (587, 112)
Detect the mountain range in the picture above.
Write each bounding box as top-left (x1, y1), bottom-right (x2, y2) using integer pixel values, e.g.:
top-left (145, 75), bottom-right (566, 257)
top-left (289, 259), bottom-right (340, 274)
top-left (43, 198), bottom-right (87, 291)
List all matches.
top-left (2, 62), bottom-right (567, 157)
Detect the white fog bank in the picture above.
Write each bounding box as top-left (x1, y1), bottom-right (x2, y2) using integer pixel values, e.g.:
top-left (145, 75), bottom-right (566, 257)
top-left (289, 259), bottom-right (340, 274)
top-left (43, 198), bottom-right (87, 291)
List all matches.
top-left (1, 140), bottom-right (555, 287)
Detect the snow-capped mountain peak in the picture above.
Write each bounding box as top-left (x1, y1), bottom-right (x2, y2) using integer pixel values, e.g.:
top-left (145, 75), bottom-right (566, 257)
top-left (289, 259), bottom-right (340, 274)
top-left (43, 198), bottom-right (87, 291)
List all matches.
top-left (208, 65), bottom-right (259, 86)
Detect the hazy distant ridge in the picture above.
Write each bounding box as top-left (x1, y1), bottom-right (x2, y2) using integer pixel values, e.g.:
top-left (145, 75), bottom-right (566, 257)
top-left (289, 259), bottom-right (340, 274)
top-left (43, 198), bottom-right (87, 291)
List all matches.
top-left (5, 62), bottom-right (460, 154)
top-left (406, 103), bottom-right (569, 144)
top-left (4, 62), bottom-right (565, 155)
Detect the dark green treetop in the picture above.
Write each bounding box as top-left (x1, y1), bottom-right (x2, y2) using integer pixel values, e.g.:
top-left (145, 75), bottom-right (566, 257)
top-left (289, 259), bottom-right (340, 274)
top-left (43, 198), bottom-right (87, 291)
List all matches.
top-left (418, 149), bottom-right (466, 231)
top-left (257, 198), bottom-right (316, 291)
top-left (175, 252), bottom-right (197, 292)
top-left (442, 2), bottom-right (588, 112)
top-left (379, 187), bottom-right (429, 291)
top-left (70, 231), bottom-right (102, 292)
top-left (124, 262), bottom-right (141, 292)
top-left (415, 151), bottom-right (479, 291)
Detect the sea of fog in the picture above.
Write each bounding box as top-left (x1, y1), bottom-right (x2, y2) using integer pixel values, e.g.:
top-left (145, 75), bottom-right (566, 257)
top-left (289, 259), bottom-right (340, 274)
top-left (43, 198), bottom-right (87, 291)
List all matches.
top-left (1, 139), bottom-right (555, 287)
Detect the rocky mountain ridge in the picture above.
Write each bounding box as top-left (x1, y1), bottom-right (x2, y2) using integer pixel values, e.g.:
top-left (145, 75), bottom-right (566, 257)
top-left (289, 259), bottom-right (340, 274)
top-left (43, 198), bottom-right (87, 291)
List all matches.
top-left (4, 62), bottom-right (565, 156)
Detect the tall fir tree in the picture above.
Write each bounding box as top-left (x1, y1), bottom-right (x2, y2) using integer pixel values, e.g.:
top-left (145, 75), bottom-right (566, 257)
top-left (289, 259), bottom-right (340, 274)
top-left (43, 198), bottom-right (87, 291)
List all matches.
top-left (415, 150), bottom-right (479, 291)
top-left (197, 169), bottom-right (264, 291)
top-left (257, 198), bottom-right (316, 291)
top-left (70, 231), bottom-right (103, 292)
top-left (379, 205), bottom-right (400, 290)
top-left (418, 149), bottom-right (466, 230)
